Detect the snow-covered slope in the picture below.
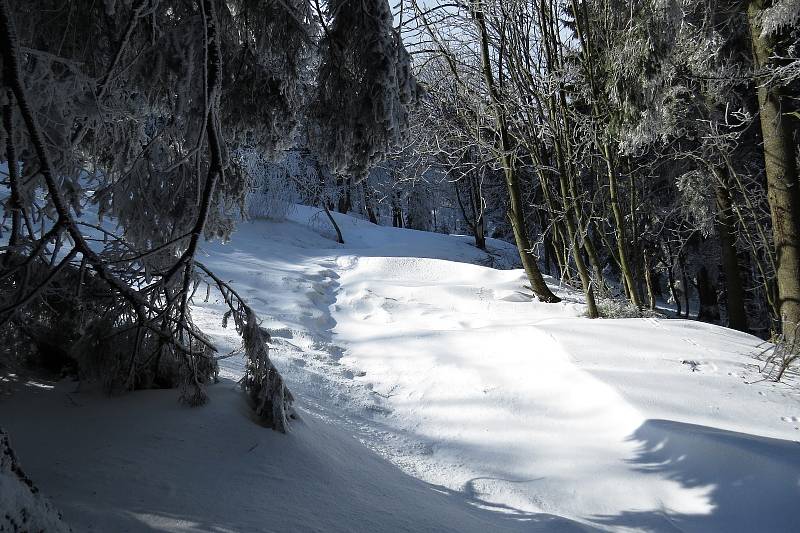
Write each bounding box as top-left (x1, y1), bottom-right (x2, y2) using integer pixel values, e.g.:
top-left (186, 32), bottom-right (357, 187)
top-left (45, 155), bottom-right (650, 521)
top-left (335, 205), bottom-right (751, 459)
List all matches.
top-left (2, 205), bottom-right (799, 532)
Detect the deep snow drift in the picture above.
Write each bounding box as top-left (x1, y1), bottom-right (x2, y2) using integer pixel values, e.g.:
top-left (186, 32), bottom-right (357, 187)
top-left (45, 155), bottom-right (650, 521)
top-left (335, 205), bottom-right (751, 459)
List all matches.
top-left (2, 205), bottom-right (799, 532)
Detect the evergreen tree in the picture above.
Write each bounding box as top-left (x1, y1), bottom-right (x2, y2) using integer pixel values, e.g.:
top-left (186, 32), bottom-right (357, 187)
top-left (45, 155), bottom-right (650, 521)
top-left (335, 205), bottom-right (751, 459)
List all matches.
top-left (0, 0), bottom-right (417, 429)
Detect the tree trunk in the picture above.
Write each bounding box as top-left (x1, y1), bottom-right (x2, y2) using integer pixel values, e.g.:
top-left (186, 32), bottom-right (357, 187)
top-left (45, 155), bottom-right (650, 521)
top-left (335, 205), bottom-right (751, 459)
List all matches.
top-left (505, 170), bottom-right (561, 302)
top-left (392, 203), bottom-right (404, 228)
top-left (543, 233), bottom-right (553, 276)
top-left (583, 232), bottom-right (606, 296)
top-left (362, 182), bottom-right (378, 224)
top-left (473, 1), bottom-right (559, 303)
top-left (474, 214), bottom-right (486, 251)
top-left (679, 253), bottom-right (691, 318)
top-left (322, 203), bottom-right (344, 244)
top-left (555, 132), bottom-right (598, 316)
top-left (605, 148), bottom-right (641, 308)
top-left (336, 176), bottom-right (352, 214)
top-left (695, 266), bottom-right (720, 323)
top-left (714, 171), bottom-right (748, 332)
top-left (668, 266), bottom-right (681, 318)
top-left (471, 176), bottom-right (487, 251)
top-left (748, 1), bottom-right (800, 343)
top-left (2, 100), bottom-right (23, 249)
top-left (454, 175), bottom-right (487, 250)
top-left (553, 223), bottom-right (571, 284)
top-left (643, 252), bottom-right (657, 310)
top-left (534, 169), bottom-right (568, 280)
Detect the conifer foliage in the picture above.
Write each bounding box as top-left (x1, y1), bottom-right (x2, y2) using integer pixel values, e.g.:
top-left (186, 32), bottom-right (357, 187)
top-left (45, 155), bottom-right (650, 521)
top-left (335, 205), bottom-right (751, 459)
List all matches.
top-left (0, 0), bottom-right (416, 430)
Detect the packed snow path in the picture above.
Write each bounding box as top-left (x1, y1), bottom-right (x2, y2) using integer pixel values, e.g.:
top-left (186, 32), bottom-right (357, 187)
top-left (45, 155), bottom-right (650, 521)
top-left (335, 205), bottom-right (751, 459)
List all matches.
top-left (2, 205), bottom-right (800, 532)
top-left (197, 206), bottom-right (800, 532)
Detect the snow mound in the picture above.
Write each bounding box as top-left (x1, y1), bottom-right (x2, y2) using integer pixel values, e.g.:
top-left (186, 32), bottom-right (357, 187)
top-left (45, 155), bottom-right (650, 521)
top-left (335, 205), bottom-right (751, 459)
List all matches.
top-left (1, 428), bottom-right (71, 532)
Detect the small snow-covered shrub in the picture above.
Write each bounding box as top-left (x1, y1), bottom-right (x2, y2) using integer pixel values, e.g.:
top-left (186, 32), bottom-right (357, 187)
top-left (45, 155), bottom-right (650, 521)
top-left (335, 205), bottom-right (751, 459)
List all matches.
top-left (247, 183), bottom-right (295, 221)
top-left (595, 298), bottom-right (663, 319)
top-left (1, 429), bottom-right (71, 532)
top-left (761, 322), bottom-right (800, 382)
top-left (0, 257), bottom-right (217, 396)
top-left (239, 151), bottom-right (296, 221)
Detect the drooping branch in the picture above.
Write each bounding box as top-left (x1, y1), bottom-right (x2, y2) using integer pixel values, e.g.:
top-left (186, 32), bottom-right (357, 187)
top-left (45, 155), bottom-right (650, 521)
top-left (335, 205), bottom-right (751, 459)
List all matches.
top-left (196, 261), bottom-right (293, 432)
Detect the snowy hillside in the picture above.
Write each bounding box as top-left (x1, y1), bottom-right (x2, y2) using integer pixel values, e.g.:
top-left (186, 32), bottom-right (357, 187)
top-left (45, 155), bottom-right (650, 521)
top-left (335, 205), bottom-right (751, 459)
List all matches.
top-left (2, 205), bottom-right (799, 532)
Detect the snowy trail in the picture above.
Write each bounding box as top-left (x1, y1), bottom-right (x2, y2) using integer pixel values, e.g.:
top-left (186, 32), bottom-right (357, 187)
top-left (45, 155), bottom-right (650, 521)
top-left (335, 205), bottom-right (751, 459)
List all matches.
top-left (330, 256), bottom-right (703, 528)
top-left (192, 206), bottom-right (800, 531)
top-left (3, 205), bottom-right (800, 532)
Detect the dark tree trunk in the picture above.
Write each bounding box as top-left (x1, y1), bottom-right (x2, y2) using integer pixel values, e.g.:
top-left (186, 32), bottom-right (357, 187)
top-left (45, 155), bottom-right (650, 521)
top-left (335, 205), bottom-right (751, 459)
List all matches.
top-left (392, 201), bottom-right (404, 228)
top-left (695, 266), bottom-right (720, 323)
top-left (363, 182), bottom-right (379, 224)
top-left (714, 174), bottom-right (748, 332)
top-left (679, 253), bottom-right (691, 318)
top-left (668, 265), bottom-right (682, 318)
top-left (643, 252), bottom-right (657, 310)
top-left (474, 215), bottom-right (486, 250)
top-left (336, 176), bottom-right (352, 214)
top-left (322, 202), bottom-right (344, 244)
top-left (748, 1), bottom-right (800, 343)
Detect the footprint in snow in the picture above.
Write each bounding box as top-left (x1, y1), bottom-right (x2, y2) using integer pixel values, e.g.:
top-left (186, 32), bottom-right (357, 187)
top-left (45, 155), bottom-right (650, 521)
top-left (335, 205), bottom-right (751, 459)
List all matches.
top-left (681, 359), bottom-right (701, 372)
top-left (681, 359), bottom-right (717, 372)
top-left (781, 416), bottom-right (799, 423)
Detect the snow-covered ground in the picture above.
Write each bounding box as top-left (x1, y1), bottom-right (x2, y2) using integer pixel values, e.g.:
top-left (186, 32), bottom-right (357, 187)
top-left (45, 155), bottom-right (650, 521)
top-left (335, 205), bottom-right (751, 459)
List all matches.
top-left (2, 205), bottom-right (799, 532)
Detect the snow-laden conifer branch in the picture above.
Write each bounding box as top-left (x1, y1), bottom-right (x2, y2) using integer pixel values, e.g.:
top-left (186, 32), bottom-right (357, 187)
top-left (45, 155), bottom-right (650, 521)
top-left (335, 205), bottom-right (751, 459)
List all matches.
top-left (1, 0), bottom-right (418, 425)
top-left (196, 261), bottom-right (293, 431)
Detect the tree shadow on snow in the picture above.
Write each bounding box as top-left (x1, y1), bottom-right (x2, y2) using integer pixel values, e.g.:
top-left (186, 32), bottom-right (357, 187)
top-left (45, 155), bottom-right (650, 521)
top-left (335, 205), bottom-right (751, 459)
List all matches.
top-left (592, 419), bottom-right (800, 532)
top-left (0, 378), bottom-right (595, 533)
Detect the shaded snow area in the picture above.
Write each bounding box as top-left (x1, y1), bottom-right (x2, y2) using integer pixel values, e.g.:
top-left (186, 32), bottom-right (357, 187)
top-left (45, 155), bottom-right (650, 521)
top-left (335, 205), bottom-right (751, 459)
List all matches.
top-left (2, 205), bottom-right (800, 532)
top-left (1, 428), bottom-right (71, 532)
